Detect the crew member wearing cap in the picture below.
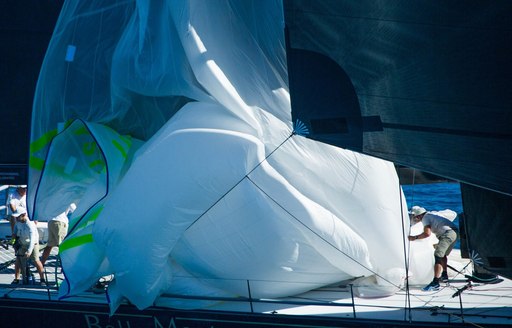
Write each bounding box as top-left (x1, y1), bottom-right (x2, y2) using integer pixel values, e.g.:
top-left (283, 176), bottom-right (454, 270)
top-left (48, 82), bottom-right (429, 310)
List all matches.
top-left (408, 206), bottom-right (458, 291)
top-left (11, 207), bottom-right (46, 286)
top-left (7, 185), bottom-right (27, 233)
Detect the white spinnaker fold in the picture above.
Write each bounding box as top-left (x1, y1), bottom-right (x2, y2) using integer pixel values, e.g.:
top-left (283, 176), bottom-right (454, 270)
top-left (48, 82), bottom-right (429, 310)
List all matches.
top-left (28, 1), bottom-right (432, 313)
top-left (92, 113), bottom-right (373, 310)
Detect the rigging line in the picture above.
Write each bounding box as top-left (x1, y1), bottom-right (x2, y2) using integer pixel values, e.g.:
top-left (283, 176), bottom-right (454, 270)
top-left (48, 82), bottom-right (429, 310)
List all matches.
top-left (176, 130), bottom-right (399, 289)
top-left (405, 168), bottom-right (416, 299)
top-left (447, 262), bottom-right (472, 282)
top-left (182, 133), bottom-right (294, 234)
top-left (179, 128), bottom-right (402, 288)
top-left (245, 176), bottom-right (400, 289)
top-left (405, 167), bottom-right (418, 300)
top-left (398, 176), bottom-right (412, 323)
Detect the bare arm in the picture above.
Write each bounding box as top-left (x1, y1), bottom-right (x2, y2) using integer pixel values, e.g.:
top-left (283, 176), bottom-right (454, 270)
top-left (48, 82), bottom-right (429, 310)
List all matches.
top-left (409, 225), bottom-right (432, 241)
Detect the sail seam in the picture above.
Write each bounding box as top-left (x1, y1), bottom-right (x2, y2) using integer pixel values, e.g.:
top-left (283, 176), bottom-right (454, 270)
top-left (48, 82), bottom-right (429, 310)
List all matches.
top-left (381, 123), bottom-right (512, 139)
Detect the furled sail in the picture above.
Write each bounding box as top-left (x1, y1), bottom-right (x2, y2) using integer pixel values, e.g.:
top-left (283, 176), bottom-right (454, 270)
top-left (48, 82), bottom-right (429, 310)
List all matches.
top-left (28, 1), bottom-right (435, 312)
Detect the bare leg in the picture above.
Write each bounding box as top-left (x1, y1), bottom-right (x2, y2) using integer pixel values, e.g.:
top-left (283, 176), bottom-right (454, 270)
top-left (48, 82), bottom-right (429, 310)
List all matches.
top-left (434, 263), bottom-right (443, 279)
top-left (442, 256), bottom-right (448, 273)
top-left (41, 246), bottom-right (52, 265)
top-left (20, 256), bottom-right (28, 283)
top-left (14, 258), bottom-right (20, 280)
top-left (34, 259), bottom-right (45, 281)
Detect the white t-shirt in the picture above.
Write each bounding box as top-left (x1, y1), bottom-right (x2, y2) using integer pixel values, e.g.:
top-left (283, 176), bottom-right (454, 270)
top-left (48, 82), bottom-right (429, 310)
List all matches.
top-left (13, 219), bottom-right (38, 255)
top-left (422, 212), bottom-right (458, 236)
top-left (7, 190), bottom-right (26, 216)
top-left (51, 212), bottom-right (69, 224)
top-left (50, 203), bottom-right (76, 224)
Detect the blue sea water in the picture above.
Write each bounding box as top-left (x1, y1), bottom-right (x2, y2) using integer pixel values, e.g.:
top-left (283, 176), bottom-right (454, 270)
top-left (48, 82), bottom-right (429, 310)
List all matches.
top-left (402, 182), bottom-right (462, 215)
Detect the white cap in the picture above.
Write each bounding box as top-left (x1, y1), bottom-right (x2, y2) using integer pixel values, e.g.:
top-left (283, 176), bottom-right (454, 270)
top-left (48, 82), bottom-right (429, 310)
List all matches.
top-left (66, 203), bottom-right (76, 214)
top-left (12, 207), bottom-right (27, 217)
top-left (410, 206), bottom-right (427, 217)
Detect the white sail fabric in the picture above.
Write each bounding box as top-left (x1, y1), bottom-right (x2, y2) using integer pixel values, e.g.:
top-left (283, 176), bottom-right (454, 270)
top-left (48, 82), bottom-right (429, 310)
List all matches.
top-left (28, 0), bottom-right (431, 312)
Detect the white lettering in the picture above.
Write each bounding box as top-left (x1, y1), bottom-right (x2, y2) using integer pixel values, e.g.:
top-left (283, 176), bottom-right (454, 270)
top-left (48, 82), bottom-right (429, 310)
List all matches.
top-left (154, 316), bottom-right (177, 328)
top-left (84, 314), bottom-right (133, 328)
top-left (84, 314), bottom-right (101, 328)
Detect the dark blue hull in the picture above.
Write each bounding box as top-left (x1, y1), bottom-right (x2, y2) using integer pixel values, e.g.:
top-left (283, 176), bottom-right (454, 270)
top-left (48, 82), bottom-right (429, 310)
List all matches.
top-left (0, 297), bottom-right (505, 328)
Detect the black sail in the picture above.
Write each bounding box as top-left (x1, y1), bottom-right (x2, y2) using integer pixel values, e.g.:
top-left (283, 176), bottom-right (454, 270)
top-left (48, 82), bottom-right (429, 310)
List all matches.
top-left (284, 0), bottom-right (512, 196)
top-left (285, 0), bottom-right (512, 278)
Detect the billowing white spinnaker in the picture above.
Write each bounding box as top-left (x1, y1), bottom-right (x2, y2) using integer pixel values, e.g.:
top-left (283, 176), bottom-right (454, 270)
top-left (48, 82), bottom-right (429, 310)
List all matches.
top-left (28, 1), bottom-right (433, 313)
top-left (92, 113), bottom-right (374, 308)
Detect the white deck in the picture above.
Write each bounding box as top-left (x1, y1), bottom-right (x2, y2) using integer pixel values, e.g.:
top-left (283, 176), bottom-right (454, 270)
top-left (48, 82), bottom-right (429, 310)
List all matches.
top-left (1, 239), bottom-right (512, 327)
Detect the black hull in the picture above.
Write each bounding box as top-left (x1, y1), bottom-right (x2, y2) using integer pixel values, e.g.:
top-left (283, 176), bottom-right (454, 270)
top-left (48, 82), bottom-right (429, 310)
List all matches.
top-left (0, 297), bottom-right (507, 328)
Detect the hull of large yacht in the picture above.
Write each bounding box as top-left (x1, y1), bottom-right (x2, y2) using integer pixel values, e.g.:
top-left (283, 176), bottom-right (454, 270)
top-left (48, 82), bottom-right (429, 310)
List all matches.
top-left (1, 248), bottom-right (511, 328)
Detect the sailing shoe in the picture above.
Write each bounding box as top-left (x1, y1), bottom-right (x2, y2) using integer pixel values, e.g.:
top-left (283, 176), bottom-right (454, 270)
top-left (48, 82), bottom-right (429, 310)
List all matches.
top-left (11, 278), bottom-right (20, 285)
top-left (40, 279), bottom-right (47, 287)
top-left (440, 272), bottom-right (449, 283)
top-left (422, 281), bottom-right (440, 291)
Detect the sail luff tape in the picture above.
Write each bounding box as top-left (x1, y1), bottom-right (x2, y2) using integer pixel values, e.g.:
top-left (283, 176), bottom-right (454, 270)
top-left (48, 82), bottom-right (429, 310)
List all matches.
top-left (65, 45), bottom-right (76, 62)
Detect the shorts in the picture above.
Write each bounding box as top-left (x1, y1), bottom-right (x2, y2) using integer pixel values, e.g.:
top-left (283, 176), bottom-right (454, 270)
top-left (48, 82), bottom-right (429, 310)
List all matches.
top-left (47, 220), bottom-right (68, 247)
top-left (434, 230), bottom-right (457, 258)
top-left (17, 243), bottom-right (41, 263)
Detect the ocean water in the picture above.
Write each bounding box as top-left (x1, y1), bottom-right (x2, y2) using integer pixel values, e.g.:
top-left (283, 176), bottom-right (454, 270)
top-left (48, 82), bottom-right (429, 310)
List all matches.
top-left (402, 182), bottom-right (462, 215)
